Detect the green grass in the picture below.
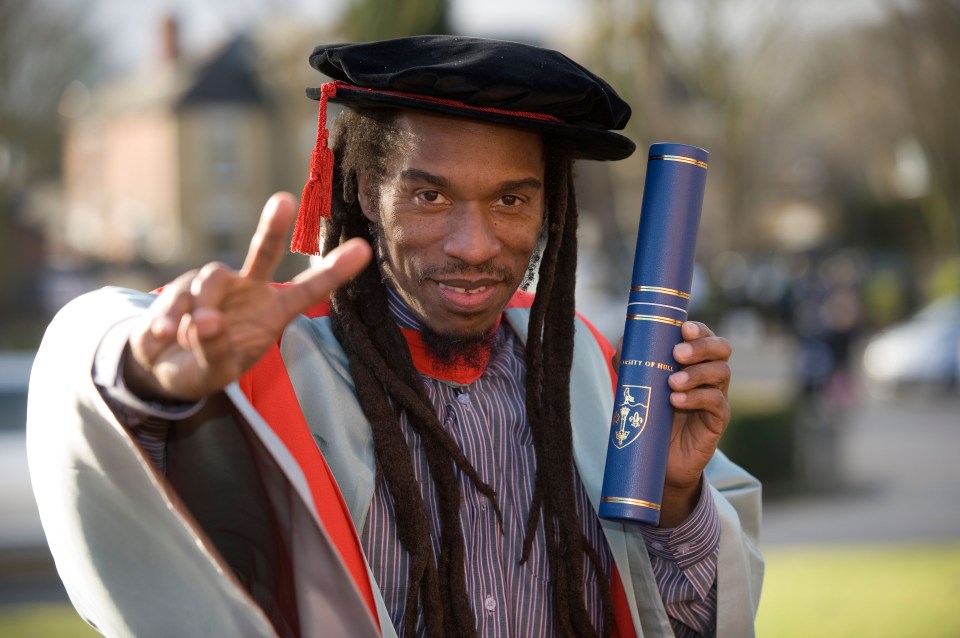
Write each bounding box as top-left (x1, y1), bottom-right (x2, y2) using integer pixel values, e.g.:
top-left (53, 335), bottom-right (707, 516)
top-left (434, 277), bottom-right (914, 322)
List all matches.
top-left (0, 603), bottom-right (98, 637)
top-left (2, 543), bottom-right (958, 636)
top-left (757, 542), bottom-right (960, 637)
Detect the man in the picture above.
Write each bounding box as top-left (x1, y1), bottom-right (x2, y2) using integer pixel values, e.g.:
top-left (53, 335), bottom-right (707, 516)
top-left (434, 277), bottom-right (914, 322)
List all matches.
top-left (28, 36), bottom-right (762, 638)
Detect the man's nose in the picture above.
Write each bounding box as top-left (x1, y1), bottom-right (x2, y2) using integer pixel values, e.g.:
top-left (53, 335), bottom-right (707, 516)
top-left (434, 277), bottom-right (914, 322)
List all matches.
top-left (442, 204), bottom-right (501, 265)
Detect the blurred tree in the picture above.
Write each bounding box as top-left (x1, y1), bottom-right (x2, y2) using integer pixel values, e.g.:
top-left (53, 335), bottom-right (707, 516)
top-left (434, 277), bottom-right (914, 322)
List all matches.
top-left (0, 0), bottom-right (97, 197)
top-left (0, 0), bottom-right (98, 346)
top-left (581, 1), bottom-right (960, 306)
top-left (341, 0), bottom-right (450, 41)
top-left (884, 1), bottom-right (960, 264)
top-left (582, 0), bottom-right (807, 258)
top-left (796, 1), bottom-right (960, 303)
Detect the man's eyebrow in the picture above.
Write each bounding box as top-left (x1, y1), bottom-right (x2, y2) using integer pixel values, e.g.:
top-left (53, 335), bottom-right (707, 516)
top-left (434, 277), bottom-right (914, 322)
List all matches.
top-left (498, 177), bottom-right (543, 192)
top-left (400, 169), bottom-right (543, 193)
top-left (400, 168), bottom-right (449, 188)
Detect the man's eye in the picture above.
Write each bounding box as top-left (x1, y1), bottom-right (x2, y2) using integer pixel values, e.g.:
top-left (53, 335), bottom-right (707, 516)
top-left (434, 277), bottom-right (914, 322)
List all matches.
top-left (419, 190), bottom-right (444, 203)
top-left (499, 195), bottom-right (522, 206)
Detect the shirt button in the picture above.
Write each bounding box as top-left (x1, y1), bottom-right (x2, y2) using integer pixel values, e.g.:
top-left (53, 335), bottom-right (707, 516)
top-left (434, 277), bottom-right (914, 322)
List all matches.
top-left (677, 543), bottom-right (692, 555)
top-left (457, 392), bottom-right (472, 405)
top-left (650, 541), bottom-right (664, 551)
top-left (484, 596), bottom-right (497, 611)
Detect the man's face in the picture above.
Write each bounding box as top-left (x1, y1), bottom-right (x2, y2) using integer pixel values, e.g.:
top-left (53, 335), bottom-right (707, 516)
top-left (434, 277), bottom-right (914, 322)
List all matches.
top-left (357, 110), bottom-right (546, 339)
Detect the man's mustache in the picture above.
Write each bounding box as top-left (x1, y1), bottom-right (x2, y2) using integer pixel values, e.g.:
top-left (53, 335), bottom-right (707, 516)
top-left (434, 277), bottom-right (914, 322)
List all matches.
top-left (415, 261), bottom-right (514, 285)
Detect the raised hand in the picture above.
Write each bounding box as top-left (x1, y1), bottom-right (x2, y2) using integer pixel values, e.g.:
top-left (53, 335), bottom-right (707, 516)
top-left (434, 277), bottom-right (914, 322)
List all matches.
top-left (124, 192), bottom-right (371, 402)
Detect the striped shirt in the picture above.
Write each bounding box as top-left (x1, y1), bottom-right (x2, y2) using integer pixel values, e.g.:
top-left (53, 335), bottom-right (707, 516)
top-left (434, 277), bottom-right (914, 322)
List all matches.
top-left (358, 291), bottom-right (718, 637)
top-left (94, 295), bottom-right (720, 637)
top-left (364, 293), bottom-right (612, 636)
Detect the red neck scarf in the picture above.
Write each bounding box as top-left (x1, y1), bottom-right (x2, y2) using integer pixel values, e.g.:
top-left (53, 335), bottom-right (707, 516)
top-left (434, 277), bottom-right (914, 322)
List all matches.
top-left (398, 318), bottom-right (501, 386)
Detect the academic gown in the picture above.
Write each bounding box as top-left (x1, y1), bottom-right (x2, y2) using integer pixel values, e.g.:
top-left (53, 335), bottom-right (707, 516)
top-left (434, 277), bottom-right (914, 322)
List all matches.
top-left (27, 287), bottom-right (763, 637)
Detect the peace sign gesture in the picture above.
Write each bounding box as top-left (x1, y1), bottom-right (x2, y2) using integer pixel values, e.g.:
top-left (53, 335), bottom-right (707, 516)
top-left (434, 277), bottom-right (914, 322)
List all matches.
top-left (123, 192), bottom-right (371, 402)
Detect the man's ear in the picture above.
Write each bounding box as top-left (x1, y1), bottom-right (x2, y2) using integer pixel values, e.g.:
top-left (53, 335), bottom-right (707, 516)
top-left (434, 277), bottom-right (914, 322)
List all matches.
top-left (356, 172), bottom-right (378, 223)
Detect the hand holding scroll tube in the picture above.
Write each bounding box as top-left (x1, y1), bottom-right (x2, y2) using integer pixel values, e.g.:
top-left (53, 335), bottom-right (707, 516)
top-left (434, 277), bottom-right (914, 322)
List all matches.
top-left (599, 144), bottom-right (732, 527)
top-left (628, 319), bottom-right (732, 527)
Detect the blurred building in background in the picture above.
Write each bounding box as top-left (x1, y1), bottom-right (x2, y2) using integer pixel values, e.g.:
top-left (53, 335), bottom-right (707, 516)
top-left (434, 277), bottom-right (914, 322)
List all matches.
top-left (56, 17), bottom-right (325, 272)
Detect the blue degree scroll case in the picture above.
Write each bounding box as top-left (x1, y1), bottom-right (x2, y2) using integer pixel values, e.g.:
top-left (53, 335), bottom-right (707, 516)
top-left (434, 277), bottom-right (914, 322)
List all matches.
top-left (598, 143), bottom-right (708, 525)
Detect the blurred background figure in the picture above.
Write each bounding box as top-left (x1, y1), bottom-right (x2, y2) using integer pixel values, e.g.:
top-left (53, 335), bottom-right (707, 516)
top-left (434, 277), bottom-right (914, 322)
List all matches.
top-left (1, 0), bottom-right (958, 636)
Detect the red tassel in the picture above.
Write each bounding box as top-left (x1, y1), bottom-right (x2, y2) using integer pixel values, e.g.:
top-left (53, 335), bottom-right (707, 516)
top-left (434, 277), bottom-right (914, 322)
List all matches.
top-left (292, 82), bottom-right (337, 256)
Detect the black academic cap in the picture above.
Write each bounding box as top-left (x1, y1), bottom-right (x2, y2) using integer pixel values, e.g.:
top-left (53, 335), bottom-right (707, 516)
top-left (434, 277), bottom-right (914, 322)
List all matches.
top-left (292, 35), bottom-right (635, 255)
top-left (310, 35), bottom-right (635, 162)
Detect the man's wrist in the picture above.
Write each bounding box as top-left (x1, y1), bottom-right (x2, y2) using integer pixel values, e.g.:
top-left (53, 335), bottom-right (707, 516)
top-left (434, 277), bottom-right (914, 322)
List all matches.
top-left (122, 341), bottom-right (172, 403)
top-left (641, 479), bottom-right (720, 570)
top-left (658, 476), bottom-right (703, 529)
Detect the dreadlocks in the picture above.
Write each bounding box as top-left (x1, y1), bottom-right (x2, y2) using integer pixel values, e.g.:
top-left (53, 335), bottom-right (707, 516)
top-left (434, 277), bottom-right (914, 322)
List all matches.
top-left (321, 108), bottom-right (613, 638)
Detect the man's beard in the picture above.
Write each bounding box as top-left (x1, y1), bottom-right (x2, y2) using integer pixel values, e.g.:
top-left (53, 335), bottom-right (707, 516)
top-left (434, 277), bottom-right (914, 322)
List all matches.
top-left (420, 323), bottom-right (498, 368)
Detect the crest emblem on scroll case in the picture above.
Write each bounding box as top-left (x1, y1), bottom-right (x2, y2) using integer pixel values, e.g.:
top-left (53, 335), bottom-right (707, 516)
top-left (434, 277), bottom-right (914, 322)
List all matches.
top-left (611, 384), bottom-right (651, 449)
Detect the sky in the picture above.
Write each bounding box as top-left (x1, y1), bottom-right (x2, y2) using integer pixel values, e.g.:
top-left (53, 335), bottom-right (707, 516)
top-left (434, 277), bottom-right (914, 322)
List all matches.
top-left (67, 0), bottom-right (887, 77)
top-left (70, 0), bottom-right (591, 75)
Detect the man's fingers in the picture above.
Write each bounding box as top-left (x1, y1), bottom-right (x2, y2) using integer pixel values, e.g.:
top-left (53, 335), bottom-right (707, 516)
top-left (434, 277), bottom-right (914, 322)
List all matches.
top-left (130, 270), bottom-right (198, 367)
top-left (146, 270), bottom-right (198, 337)
top-left (283, 238), bottom-right (373, 316)
top-left (184, 308), bottom-right (233, 371)
top-left (682, 321), bottom-right (714, 340)
top-left (671, 387), bottom-right (729, 434)
top-left (669, 360), bottom-right (731, 393)
top-left (240, 192), bottom-right (298, 281)
top-left (189, 263), bottom-right (238, 323)
top-left (673, 335), bottom-right (731, 366)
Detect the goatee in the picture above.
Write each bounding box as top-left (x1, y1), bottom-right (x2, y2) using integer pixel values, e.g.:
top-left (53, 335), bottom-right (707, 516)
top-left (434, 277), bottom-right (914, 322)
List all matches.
top-left (420, 324), bottom-right (497, 368)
